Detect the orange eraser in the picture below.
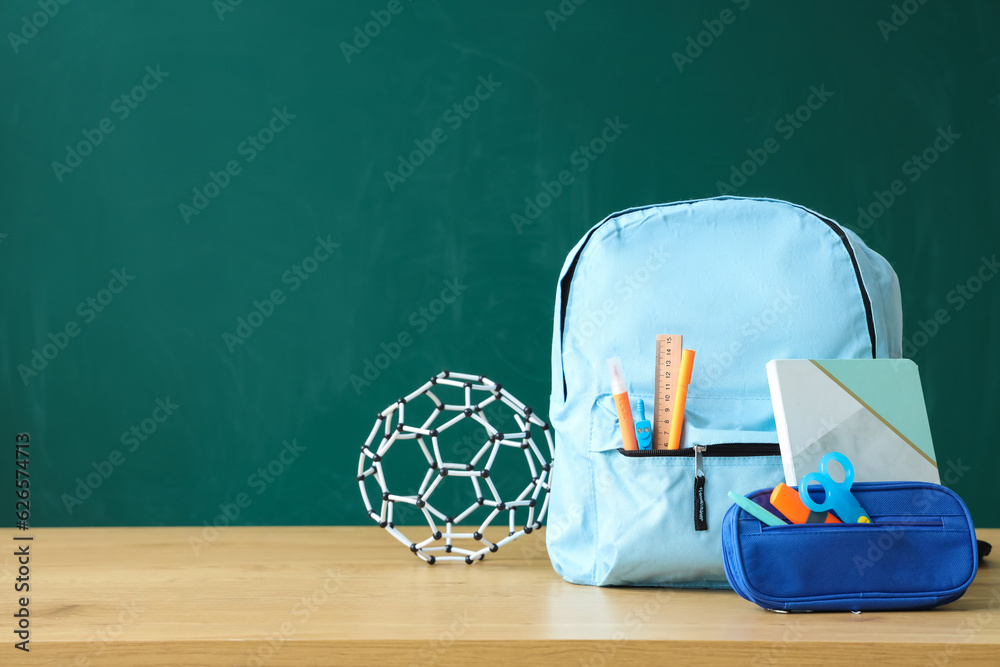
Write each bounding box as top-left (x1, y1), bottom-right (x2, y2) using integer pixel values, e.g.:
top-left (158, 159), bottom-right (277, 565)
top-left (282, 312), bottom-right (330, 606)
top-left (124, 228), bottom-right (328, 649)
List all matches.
top-left (769, 483), bottom-right (842, 524)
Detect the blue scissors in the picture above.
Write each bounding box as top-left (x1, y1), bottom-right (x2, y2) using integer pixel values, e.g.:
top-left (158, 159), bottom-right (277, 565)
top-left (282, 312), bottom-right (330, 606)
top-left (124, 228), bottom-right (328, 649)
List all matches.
top-left (798, 452), bottom-right (871, 524)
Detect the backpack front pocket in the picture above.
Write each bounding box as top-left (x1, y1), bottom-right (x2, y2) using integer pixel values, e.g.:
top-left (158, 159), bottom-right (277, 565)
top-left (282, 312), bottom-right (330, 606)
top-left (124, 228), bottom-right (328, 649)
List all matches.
top-left (587, 395), bottom-right (784, 586)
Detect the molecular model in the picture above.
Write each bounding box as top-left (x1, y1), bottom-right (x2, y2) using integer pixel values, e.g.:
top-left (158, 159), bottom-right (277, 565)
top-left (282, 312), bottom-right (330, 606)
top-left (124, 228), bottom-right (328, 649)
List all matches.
top-left (358, 371), bottom-right (554, 564)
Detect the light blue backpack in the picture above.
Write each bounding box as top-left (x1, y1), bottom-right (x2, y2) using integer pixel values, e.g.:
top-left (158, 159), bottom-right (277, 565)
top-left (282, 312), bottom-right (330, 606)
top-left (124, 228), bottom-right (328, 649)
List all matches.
top-left (546, 197), bottom-right (902, 587)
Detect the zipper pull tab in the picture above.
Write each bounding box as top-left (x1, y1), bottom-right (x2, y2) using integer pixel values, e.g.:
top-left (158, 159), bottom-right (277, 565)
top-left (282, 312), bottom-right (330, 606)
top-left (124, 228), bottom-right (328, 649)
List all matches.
top-left (693, 445), bottom-right (708, 531)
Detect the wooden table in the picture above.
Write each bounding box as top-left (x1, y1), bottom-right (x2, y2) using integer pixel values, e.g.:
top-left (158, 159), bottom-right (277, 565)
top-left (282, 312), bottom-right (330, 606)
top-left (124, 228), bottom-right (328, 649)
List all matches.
top-left (2, 526), bottom-right (998, 666)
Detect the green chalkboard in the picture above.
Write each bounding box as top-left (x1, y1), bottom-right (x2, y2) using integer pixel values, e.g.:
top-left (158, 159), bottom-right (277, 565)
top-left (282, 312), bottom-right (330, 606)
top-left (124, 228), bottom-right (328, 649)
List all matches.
top-left (2, 1), bottom-right (998, 531)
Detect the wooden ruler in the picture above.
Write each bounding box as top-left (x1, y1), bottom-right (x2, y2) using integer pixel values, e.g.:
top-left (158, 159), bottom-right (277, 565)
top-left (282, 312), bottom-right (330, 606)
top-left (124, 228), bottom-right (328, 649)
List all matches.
top-left (653, 334), bottom-right (683, 450)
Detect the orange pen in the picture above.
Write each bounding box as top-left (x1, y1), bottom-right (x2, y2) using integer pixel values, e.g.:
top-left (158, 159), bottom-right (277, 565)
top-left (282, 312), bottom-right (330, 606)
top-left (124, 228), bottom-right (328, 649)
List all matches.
top-left (607, 357), bottom-right (638, 450)
top-left (666, 349), bottom-right (695, 450)
top-left (770, 483), bottom-right (841, 524)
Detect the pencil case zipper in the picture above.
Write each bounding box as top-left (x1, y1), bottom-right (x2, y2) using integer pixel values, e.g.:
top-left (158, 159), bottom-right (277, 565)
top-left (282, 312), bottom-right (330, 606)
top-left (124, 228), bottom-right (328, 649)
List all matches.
top-left (761, 517), bottom-right (946, 530)
top-left (617, 443), bottom-right (781, 531)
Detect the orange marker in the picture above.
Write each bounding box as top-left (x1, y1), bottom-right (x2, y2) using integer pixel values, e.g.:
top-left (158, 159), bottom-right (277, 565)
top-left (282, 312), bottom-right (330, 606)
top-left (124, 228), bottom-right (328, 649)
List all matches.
top-left (769, 483), bottom-right (841, 524)
top-left (666, 349), bottom-right (695, 450)
top-left (607, 357), bottom-right (638, 451)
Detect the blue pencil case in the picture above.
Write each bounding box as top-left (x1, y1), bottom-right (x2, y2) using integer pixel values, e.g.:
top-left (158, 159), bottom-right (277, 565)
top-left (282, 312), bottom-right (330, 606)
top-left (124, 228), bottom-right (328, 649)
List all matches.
top-left (721, 481), bottom-right (978, 611)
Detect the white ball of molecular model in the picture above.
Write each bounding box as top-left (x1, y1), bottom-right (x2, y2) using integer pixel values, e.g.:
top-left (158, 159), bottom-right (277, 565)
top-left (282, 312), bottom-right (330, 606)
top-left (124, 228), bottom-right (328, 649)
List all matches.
top-left (358, 371), bottom-right (554, 563)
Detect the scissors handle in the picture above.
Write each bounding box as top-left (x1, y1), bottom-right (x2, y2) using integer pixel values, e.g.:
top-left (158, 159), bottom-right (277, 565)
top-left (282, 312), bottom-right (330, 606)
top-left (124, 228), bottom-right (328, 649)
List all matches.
top-left (819, 451), bottom-right (855, 487)
top-left (798, 472), bottom-right (838, 513)
top-left (799, 452), bottom-right (871, 523)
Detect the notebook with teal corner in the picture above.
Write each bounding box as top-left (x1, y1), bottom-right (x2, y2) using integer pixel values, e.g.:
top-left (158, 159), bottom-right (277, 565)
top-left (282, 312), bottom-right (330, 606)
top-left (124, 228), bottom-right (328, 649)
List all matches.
top-left (766, 359), bottom-right (939, 486)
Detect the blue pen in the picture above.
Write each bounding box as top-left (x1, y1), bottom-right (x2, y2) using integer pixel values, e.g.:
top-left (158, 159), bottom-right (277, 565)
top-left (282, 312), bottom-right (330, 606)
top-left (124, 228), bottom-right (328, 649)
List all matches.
top-left (728, 491), bottom-right (787, 527)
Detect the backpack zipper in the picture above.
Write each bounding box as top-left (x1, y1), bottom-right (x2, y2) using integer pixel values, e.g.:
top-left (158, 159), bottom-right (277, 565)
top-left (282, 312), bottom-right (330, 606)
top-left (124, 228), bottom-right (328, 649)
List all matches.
top-left (693, 445), bottom-right (707, 531)
top-left (813, 214), bottom-right (877, 360)
top-left (616, 442), bottom-right (780, 457)
top-left (557, 200), bottom-right (877, 400)
top-left (617, 442), bottom-right (780, 531)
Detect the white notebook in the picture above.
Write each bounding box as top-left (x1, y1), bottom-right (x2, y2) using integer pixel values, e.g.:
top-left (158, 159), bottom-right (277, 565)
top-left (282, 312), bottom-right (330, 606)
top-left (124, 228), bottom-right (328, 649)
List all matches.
top-left (766, 359), bottom-right (939, 486)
